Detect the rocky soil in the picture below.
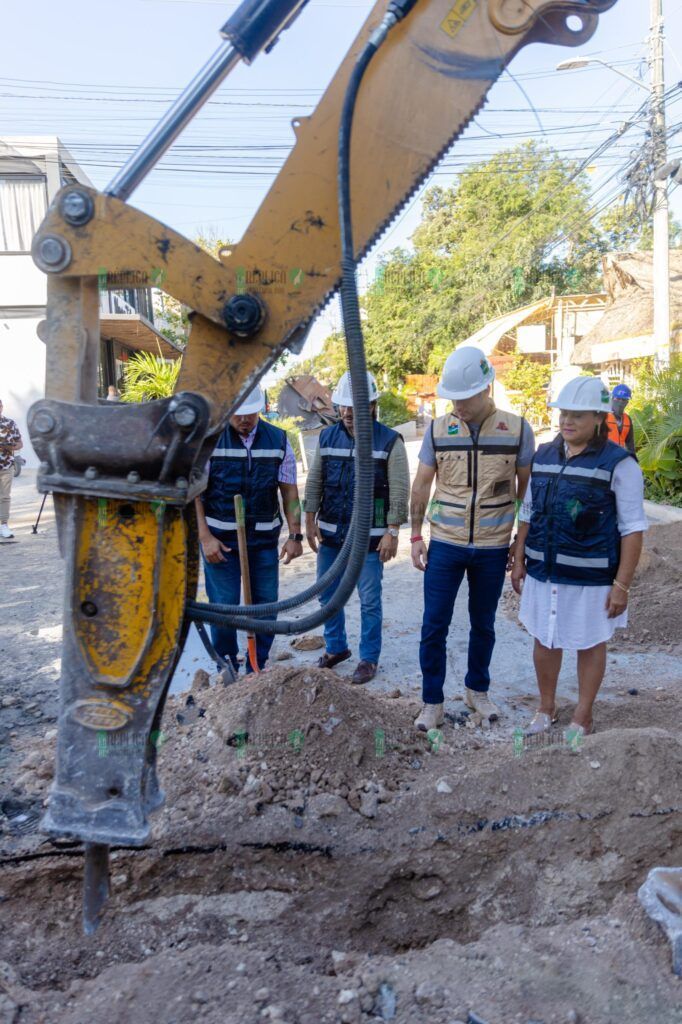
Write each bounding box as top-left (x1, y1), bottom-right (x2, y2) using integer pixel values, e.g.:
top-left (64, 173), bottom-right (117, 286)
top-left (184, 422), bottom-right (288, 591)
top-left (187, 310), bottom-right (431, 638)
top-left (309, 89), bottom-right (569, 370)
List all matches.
top-left (1, 666), bottom-right (681, 1024)
top-left (1, 482), bottom-right (681, 1024)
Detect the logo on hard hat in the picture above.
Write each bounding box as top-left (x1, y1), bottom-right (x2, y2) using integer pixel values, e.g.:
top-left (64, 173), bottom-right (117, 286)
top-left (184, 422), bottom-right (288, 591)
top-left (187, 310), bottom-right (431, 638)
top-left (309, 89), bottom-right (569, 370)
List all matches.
top-left (480, 359), bottom-right (490, 376)
top-left (601, 388), bottom-right (610, 404)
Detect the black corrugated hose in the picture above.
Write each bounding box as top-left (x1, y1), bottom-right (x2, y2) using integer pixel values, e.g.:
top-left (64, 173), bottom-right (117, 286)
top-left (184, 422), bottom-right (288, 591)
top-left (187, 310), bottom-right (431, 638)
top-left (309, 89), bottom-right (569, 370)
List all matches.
top-left (187, 0), bottom-right (417, 636)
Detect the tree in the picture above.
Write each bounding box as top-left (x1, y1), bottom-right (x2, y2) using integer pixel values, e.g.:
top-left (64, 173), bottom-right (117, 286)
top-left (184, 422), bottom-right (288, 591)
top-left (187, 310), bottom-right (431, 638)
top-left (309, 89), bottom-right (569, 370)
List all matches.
top-left (362, 142), bottom-right (606, 385)
top-left (503, 354), bottom-right (552, 427)
top-left (599, 202), bottom-right (681, 252)
top-left (291, 330), bottom-right (348, 386)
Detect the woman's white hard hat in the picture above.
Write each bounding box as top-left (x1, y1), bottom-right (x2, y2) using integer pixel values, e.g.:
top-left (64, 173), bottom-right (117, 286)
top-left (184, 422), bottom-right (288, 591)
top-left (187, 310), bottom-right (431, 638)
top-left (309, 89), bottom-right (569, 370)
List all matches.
top-left (549, 376), bottom-right (611, 413)
top-left (234, 385), bottom-right (265, 415)
top-left (331, 370), bottom-right (380, 407)
top-left (437, 346), bottom-right (495, 400)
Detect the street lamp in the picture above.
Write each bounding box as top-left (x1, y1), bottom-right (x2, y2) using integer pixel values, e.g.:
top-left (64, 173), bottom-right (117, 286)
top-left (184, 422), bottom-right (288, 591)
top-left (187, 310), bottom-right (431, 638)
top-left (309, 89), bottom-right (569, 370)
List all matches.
top-left (555, 57), bottom-right (649, 91)
top-left (557, 7), bottom-right (670, 370)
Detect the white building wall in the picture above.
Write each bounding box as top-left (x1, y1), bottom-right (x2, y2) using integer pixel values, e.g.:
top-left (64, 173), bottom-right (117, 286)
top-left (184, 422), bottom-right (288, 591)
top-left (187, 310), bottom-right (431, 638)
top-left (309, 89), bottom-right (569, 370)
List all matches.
top-left (0, 254), bottom-right (47, 306)
top-left (1, 315), bottom-right (46, 468)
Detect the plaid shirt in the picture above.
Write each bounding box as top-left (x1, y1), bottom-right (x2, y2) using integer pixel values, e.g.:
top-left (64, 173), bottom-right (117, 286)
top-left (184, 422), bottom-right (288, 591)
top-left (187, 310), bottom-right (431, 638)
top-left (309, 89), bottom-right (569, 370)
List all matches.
top-left (240, 425), bottom-right (297, 484)
top-left (0, 416), bottom-right (21, 472)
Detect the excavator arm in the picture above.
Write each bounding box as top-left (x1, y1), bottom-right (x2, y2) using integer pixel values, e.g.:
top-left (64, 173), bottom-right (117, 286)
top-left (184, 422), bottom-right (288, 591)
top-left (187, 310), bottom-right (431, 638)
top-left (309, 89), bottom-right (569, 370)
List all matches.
top-left (28, 0), bottom-right (618, 931)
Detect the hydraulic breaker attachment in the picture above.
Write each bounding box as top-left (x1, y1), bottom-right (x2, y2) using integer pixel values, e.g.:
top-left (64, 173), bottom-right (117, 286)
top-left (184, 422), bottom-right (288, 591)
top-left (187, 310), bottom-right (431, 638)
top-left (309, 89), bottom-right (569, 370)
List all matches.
top-left (28, 0), bottom-right (620, 932)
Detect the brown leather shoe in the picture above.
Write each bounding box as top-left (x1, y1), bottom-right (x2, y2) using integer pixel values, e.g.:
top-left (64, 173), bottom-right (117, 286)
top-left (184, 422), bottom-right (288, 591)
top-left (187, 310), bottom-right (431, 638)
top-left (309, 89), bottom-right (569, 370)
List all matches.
top-left (317, 649), bottom-right (352, 669)
top-left (351, 660), bottom-right (377, 685)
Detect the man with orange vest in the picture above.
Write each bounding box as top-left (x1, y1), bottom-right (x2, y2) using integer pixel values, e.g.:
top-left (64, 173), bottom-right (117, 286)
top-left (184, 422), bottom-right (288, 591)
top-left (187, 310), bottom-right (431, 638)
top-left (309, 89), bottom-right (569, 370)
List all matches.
top-left (607, 384), bottom-right (636, 453)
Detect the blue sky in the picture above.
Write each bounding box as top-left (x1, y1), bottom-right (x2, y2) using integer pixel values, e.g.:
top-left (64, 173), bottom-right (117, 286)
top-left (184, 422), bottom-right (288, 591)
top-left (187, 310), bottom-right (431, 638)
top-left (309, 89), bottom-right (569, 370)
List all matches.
top-left (2, 0), bottom-right (681, 372)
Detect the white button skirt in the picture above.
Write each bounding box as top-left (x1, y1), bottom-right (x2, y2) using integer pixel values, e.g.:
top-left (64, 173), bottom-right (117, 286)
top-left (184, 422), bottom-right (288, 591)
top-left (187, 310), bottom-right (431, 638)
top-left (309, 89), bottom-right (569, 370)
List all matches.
top-left (518, 574), bottom-right (627, 650)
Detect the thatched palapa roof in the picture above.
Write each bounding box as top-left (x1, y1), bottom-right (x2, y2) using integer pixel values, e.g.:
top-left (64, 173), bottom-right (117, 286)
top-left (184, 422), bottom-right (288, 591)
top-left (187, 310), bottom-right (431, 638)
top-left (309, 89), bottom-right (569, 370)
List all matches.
top-left (572, 250), bottom-right (682, 365)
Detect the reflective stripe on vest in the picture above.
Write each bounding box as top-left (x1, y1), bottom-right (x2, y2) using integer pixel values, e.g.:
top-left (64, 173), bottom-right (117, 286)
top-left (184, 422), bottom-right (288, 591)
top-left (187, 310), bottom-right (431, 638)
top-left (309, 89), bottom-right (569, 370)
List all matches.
top-left (202, 418), bottom-right (286, 547)
top-left (317, 419), bottom-right (399, 551)
top-left (525, 435), bottom-right (633, 586)
top-left (430, 405), bottom-right (524, 547)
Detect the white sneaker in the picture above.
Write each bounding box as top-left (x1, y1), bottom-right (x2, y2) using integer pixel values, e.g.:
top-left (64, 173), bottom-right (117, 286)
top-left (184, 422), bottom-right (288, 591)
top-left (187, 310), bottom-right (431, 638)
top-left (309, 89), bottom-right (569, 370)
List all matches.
top-left (414, 703), bottom-right (445, 732)
top-left (464, 688), bottom-right (500, 722)
top-left (0, 524), bottom-right (13, 539)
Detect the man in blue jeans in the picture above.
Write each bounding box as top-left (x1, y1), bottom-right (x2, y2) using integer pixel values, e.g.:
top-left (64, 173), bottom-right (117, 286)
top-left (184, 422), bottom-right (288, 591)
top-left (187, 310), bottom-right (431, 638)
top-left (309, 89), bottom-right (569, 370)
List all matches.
top-left (194, 385), bottom-right (303, 673)
top-left (409, 346), bottom-right (534, 731)
top-left (304, 371), bottom-right (409, 684)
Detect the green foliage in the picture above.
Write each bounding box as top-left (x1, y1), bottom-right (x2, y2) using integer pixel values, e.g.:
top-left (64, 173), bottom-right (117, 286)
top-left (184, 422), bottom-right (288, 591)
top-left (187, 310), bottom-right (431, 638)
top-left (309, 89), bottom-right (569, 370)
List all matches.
top-left (120, 350), bottom-right (181, 403)
top-left (503, 354), bottom-right (552, 427)
top-left (378, 391), bottom-right (411, 428)
top-left (272, 416), bottom-right (306, 461)
top-left (291, 331), bottom-right (348, 386)
top-left (362, 142), bottom-right (605, 386)
top-left (599, 203), bottom-right (681, 253)
top-left (629, 359), bottom-right (682, 506)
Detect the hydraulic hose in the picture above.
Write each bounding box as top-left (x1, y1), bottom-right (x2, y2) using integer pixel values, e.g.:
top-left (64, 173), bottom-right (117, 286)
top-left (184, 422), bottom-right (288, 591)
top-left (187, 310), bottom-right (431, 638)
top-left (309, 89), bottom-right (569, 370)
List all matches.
top-left (187, 4), bottom-right (413, 636)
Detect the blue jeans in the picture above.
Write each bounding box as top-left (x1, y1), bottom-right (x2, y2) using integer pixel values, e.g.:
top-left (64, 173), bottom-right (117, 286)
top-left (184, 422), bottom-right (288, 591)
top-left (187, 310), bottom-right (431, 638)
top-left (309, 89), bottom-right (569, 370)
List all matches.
top-left (203, 544), bottom-right (279, 673)
top-left (420, 539), bottom-right (508, 704)
top-left (317, 543), bottom-right (384, 665)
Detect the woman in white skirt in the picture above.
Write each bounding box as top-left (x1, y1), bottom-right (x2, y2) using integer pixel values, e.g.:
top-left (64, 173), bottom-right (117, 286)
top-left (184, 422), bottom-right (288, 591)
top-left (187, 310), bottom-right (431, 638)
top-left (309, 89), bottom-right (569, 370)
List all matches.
top-left (511, 376), bottom-right (647, 741)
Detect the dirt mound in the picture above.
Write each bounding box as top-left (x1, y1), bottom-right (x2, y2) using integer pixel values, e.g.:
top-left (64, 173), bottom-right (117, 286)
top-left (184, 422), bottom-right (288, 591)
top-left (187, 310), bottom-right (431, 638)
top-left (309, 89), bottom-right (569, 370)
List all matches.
top-left (502, 522), bottom-right (682, 648)
top-left (160, 666), bottom-right (429, 826)
top-left (2, 710), bottom-right (681, 1024)
top-left (623, 522), bottom-right (682, 646)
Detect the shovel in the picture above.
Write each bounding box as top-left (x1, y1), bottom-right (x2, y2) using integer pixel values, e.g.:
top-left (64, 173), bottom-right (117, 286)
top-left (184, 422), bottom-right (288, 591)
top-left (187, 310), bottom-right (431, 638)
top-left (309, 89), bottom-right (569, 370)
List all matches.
top-left (234, 494), bottom-right (259, 674)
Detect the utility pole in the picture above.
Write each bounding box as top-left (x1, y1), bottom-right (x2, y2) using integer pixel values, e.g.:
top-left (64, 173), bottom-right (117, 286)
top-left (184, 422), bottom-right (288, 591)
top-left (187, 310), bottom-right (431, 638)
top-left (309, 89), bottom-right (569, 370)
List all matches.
top-left (650, 0), bottom-right (670, 369)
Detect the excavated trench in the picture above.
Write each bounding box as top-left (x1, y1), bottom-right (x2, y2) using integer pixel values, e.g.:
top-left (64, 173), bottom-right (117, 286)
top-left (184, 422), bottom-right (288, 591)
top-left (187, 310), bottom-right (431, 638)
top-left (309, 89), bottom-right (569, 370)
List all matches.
top-left (1, 772), bottom-right (679, 991)
top-left (1, 670), bottom-right (681, 1023)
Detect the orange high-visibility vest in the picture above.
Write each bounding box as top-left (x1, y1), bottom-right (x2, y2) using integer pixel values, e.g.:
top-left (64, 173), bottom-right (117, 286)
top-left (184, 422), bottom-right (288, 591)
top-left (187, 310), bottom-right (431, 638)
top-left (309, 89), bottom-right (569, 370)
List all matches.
top-left (606, 411), bottom-right (632, 447)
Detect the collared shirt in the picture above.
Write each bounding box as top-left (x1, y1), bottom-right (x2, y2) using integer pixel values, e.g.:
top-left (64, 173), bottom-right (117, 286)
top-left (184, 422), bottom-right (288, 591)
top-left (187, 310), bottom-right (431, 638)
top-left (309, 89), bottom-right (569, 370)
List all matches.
top-left (303, 427), bottom-right (410, 525)
top-left (239, 424), bottom-right (297, 484)
top-left (0, 416), bottom-right (22, 472)
top-left (418, 417), bottom-right (536, 468)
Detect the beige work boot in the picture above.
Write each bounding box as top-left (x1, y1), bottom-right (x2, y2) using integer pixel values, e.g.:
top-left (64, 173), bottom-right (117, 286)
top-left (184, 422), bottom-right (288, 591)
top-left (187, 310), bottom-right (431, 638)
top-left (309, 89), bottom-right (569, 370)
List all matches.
top-left (464, 688), bottom-right (500, 722)
top-left (414, 703), bottom-right (445, 733)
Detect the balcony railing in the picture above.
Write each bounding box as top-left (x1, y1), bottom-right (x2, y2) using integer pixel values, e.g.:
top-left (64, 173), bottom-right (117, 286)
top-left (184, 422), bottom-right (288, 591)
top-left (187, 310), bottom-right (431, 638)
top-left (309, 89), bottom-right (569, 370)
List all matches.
top-left (99, 288), bottom-right (154, 322)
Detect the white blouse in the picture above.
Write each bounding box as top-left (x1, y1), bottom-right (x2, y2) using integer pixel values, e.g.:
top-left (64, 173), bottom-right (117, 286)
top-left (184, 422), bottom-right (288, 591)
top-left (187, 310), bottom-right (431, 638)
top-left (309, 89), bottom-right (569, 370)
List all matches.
top-left (518, 457), bottom-right (648, 650)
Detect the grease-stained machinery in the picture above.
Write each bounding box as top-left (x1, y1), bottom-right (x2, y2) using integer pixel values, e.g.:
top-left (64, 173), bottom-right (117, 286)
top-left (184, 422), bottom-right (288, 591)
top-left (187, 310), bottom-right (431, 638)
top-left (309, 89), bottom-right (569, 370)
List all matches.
top-left (27, 0), bottom-right (619, 930)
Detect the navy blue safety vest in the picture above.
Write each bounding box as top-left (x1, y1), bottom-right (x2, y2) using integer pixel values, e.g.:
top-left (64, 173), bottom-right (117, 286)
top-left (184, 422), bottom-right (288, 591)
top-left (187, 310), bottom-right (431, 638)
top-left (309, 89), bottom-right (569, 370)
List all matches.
top-left (525, 434), bottom-right (634, 586)
top-left (202, 418), bottom-right (287, 548)
top-left (318, 419), bottom-right (400, 552)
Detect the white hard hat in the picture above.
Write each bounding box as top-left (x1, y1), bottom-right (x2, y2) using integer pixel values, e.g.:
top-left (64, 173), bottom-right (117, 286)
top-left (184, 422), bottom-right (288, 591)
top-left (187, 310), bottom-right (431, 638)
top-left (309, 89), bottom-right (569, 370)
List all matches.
top-left (549, 376), bottom-right (611, 413)
top-left (234, 385), bottom-right (265, 415)
top-left (437, 346), bottom-right (495, 400)
top-left (331, 370), bottom-right (380, 407)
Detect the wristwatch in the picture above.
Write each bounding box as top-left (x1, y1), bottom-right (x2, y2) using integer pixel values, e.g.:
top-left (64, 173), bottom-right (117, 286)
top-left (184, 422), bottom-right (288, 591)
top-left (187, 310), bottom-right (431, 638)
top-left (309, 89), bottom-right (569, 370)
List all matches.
top-left (289, 532), bottom-right (304, 542)
top-left (387, 527), bottom-right (400, 539)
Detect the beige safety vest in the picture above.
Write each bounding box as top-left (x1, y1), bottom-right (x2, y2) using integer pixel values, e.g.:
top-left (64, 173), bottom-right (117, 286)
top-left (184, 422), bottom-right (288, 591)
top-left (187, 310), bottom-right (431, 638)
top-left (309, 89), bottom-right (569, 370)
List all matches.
top-left (429, 404), bottom-right (523, 547)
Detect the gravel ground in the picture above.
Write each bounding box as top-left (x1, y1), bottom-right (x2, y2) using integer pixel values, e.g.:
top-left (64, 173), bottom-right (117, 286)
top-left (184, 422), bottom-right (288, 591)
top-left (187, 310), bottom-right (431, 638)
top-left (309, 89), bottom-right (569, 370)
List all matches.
top-left (1, 469), bottom-right (681, 1024)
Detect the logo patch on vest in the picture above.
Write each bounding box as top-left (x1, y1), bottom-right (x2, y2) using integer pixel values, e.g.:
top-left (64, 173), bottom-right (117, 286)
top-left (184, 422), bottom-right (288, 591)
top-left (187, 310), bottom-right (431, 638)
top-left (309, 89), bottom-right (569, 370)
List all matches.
top-left (447, 422), bottom-right (459, 435)
top-left (496, 421), bottom-right (509, 431)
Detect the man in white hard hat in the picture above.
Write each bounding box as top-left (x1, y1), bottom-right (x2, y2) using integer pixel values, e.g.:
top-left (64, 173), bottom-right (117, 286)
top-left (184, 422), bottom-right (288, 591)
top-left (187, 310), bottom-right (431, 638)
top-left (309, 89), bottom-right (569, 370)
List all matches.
top-left (304, 370), bottom-right (409, 685)
top-left (195, 385), bottom-right (303, 674)
top-left (409, 346), bottom-right (535, 732)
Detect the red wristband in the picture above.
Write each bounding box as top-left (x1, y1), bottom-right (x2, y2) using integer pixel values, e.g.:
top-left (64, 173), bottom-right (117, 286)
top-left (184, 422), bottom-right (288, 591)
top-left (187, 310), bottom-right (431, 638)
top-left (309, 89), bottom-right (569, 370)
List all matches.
top-left (410, 535), bottom-right (423, 543)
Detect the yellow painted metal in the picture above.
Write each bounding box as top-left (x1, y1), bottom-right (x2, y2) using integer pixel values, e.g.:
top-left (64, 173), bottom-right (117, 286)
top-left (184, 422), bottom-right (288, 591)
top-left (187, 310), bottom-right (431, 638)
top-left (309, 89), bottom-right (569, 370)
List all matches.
top-left (37, 192), bottom-right (230, 330)
top-left (33, 0), bottom-right (610, 431)
top-left (73, 498), bottom-right (187, 698)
